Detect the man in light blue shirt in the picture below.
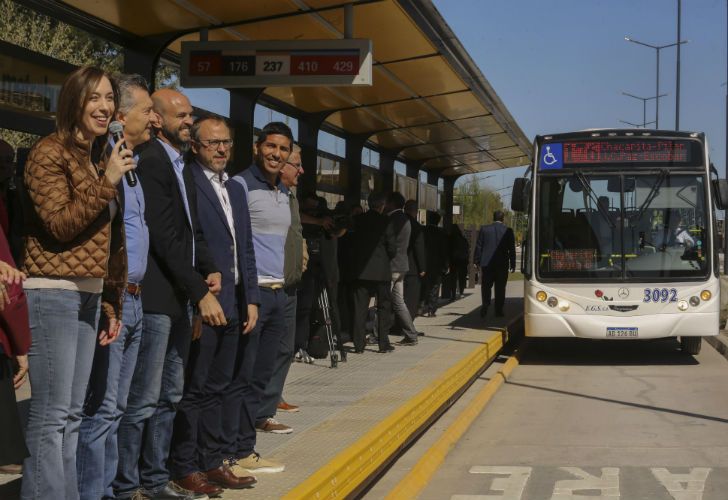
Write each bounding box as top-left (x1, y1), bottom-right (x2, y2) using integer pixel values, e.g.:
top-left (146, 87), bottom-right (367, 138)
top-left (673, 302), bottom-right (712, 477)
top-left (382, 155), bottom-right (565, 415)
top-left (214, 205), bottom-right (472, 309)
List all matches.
top-left (77, 74), bottom-right (153, 500)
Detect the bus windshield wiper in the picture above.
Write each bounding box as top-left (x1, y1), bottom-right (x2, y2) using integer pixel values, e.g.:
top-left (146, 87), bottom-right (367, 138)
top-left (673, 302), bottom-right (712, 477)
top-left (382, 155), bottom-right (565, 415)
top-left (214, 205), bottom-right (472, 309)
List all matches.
top-left (573, 171), bottom-right (615, 228)
top-left (633, 169), bottom-right (668, 223)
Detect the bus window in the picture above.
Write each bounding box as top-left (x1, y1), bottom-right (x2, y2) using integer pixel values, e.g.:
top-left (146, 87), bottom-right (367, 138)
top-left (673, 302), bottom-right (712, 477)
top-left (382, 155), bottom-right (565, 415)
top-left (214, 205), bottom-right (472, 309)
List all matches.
top-left (624, 174), bottom-right (709, 278)
top-left (537, 175), bottom-right (621, 278)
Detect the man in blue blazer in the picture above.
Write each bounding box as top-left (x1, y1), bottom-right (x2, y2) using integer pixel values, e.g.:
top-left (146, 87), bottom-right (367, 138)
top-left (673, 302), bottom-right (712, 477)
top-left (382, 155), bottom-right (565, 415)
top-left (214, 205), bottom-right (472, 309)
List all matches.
top-left (168, 116), bottom-right (260, 495)
top-left (473, 210), bottom-right (516, 317)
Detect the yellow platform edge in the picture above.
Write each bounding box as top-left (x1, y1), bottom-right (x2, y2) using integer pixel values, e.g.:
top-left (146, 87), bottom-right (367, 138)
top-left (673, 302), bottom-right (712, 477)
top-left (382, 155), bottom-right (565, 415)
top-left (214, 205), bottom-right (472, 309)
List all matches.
top-left (282, 328), bottom-right (510, 500)
top-left (385, 341), bottom-right (525, 499)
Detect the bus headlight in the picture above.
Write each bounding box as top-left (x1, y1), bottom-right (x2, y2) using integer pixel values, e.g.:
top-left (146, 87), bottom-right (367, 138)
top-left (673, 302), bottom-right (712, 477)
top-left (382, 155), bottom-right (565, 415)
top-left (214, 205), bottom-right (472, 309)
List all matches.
top-left (700, 290), bottom-right (712, 301)
top-left (547, 296), bottom-right (558, 308)
top-left (678, 300), bottom-right (689, 311)
top-left (689, 296), bottom-right (700, 307)
top-left (536, 291), bottom-right (547, 302)
top-left (559, 301), bottom-right (570, 312)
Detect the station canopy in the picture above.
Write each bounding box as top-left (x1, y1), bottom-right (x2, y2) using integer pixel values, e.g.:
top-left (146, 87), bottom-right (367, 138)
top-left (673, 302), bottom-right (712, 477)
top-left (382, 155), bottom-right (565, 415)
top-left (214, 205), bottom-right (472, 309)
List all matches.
top-left (58, 0), bottom-right (532, 176)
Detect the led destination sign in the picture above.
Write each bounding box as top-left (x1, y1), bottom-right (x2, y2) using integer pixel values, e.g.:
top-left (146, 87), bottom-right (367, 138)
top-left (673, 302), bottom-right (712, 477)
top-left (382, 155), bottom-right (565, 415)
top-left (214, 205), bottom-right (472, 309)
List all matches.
top-left (538, 138), bottom-right (701, 169)
top-left (563, 140), bottom-right (691, 164)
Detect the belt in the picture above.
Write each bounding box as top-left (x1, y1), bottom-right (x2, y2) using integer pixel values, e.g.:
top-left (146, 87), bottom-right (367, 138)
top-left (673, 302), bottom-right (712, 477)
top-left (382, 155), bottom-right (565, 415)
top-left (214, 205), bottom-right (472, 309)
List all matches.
top-left (126, 283), bottom-right (142, 296)
top-left (259, 282), bottom-right (284, 290)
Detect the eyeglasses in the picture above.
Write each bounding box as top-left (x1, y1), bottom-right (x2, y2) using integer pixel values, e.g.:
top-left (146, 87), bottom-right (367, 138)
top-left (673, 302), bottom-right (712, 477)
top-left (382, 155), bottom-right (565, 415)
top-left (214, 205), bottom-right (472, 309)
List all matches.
top-left (197, 139), bottom-right (234, 149)
top-left (285, 161), bottom-right (303, 171)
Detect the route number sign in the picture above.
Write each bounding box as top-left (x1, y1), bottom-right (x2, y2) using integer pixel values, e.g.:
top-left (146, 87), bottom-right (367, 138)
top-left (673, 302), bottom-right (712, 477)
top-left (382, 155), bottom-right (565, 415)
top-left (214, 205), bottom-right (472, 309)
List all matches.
top-left (181, 39), bottom-right (372, 88)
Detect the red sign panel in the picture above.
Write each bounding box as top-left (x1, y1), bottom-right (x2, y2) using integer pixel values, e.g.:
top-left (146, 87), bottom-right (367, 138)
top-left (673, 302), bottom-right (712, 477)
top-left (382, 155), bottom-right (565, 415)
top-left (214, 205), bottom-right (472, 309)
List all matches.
top-left (290, 54), bottom-right (360, 75)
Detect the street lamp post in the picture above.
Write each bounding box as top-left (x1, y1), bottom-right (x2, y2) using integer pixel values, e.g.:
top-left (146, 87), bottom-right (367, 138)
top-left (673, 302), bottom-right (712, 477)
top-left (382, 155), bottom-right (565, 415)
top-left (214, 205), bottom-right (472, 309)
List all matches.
top-left (621, 92), bottom-right (667, 128)
top-left (625, 36), bottom-right (688, 129)
top-left (619, 119), bottom-right (656, 129)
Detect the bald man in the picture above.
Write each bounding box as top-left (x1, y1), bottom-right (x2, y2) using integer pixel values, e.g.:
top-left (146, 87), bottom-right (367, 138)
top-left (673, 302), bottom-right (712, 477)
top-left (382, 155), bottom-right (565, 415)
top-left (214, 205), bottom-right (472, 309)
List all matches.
top-left (114, 89), bottom-right (224, 500)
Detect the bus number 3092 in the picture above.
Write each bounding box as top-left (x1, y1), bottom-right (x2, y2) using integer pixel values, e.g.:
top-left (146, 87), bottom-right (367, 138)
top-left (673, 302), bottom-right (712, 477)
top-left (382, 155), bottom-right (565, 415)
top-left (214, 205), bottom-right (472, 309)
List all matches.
top-left (643, 288), bottom-right (678, 303)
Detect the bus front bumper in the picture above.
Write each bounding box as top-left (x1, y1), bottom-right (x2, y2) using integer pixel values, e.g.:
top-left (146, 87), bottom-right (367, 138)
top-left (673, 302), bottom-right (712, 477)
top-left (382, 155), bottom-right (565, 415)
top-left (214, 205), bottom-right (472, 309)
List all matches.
top-left (524, 312), bottom-right (719, 339)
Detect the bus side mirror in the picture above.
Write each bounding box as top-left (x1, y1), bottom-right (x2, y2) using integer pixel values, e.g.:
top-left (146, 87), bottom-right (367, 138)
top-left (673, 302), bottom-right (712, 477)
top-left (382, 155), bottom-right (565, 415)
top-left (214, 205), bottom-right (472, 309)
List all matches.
top-left (511, 177), bottom-right (530, 212)
top-left (713, 179), bottom-right (728, 210)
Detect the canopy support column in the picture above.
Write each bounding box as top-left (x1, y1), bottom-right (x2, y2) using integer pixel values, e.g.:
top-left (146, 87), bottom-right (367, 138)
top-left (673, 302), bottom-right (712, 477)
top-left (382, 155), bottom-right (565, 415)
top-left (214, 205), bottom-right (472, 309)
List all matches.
top-left (345, 134), bottom-right (368, 206)
top-left (229, 88), bottom-right (264, 175)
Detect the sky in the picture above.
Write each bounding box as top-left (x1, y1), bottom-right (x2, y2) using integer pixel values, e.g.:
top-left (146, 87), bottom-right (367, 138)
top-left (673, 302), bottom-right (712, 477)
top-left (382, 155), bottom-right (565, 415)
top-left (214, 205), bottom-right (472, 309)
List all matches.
top-left (184, 0), bottom-right (727, 206)
top-left (433, 0), bottom-right (728, 197)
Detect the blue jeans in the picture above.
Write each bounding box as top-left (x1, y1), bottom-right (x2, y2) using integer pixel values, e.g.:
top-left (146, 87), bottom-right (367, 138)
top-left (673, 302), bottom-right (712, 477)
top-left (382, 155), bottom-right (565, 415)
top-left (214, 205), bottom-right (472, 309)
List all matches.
top-left (77, 293), bottom-right (143, 500)
top-left (21, 289), bottom-right (101, 500)
top-left (114, 308), bottom-right (191, 497)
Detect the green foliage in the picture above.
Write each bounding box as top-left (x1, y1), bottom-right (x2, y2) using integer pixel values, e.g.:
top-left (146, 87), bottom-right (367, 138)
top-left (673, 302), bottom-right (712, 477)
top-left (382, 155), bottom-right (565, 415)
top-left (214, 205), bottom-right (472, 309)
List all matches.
top-left (454, 175), bottom-right (506, 228)
top-left (0, 0), bottom-right (123, 71)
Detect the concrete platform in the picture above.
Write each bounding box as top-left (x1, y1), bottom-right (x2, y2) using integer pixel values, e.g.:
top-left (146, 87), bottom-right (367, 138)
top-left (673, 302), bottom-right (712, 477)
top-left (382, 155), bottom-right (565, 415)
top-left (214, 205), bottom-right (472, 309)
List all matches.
top-left (0, 280), bottom-right (524, 499)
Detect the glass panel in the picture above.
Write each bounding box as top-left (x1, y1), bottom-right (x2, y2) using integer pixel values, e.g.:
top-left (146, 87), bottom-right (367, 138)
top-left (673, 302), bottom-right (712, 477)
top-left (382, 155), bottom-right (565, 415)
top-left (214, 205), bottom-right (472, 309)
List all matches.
top-left (537, 175), bottom-right (621, 279)
top-left (624, 174), bottom-right (709, 278)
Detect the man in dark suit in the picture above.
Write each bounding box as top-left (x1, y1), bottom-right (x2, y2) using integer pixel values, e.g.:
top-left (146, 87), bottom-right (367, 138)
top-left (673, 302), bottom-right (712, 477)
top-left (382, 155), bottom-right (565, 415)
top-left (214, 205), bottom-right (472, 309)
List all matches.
top-left (422, 211), bottom-right (449, 317)
top-left (114, 89), bottom-right (226, 500)
top-left (474, 210), bottom-right (516, 317)
top-left (403, 199), bottom-right (426, 323)
top-left (169, 116), bottom-right (259, 495)
top-left (351, 191), bottom-right (396, 353)
top-left (386, 192), bottom-right (419, 346)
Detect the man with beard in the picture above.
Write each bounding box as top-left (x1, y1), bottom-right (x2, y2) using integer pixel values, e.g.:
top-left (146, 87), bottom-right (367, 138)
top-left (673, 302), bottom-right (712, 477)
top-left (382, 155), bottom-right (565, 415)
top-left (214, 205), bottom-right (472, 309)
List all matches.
top-left (114, 89), bottom-right (225, 500)
top-left (223, 122), bottom-right (292, 477)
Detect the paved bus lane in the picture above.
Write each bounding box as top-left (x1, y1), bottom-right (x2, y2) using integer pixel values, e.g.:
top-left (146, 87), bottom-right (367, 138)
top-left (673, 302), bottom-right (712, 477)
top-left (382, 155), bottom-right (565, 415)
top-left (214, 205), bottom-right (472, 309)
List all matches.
top-left (419, 337), bottom-right (728, 500)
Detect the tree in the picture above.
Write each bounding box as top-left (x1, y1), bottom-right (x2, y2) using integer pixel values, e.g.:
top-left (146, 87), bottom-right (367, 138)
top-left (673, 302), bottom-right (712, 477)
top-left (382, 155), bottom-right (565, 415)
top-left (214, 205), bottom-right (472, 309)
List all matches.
top-left (454, 175), bottom-right (506, 228)
top-left (0, 0), bottom-right (178, 152)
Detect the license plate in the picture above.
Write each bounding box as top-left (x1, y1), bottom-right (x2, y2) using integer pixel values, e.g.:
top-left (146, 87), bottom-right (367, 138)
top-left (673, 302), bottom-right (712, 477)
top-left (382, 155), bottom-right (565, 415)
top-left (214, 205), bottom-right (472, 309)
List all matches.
top-left (606, 327), bottom-right (638, 338)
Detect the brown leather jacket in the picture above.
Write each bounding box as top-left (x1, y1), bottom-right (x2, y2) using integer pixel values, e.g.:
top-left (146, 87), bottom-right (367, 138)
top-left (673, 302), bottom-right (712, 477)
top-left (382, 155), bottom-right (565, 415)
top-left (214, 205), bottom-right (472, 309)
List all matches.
top-left (22, 133), bottom-right (127, 320)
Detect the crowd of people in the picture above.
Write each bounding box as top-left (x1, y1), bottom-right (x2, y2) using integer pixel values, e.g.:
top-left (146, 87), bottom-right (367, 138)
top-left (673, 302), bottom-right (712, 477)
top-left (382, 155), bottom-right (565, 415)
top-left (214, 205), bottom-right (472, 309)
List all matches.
top-left (0, 66), bottom-right (479, 500)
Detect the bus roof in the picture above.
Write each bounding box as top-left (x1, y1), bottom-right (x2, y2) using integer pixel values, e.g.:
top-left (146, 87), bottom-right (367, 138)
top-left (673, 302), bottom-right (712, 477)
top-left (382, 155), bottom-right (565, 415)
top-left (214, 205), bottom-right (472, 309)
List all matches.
top-left (536, 129), bottom-right (704, 143)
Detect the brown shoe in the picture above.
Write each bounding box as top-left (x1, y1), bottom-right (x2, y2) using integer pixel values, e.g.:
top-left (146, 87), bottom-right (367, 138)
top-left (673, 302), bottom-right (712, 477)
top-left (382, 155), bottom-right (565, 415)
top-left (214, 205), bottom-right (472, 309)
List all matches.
top-left (205, 464), bottom-right (256, 489)
top-left (277, 401), bottom-right (300, 413)
top-left (174, 472), bottom-right (223, 497)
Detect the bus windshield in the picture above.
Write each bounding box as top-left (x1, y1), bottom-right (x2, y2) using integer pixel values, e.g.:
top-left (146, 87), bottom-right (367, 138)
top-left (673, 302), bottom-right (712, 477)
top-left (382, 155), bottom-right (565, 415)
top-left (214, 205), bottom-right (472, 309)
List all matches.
top-left (537, 172), bottom-right (710, 280)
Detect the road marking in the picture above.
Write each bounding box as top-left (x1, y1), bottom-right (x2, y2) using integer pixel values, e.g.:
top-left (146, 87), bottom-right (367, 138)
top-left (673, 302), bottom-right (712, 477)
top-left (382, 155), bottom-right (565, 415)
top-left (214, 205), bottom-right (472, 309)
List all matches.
top-left (552, 467), bottom-right (620, 499)
top-left (448, 466), bottom-right (714, 499)
top-left (450, 466), bottom-right (532, 499)
top-left (651, 467), bottom-right (711, 500)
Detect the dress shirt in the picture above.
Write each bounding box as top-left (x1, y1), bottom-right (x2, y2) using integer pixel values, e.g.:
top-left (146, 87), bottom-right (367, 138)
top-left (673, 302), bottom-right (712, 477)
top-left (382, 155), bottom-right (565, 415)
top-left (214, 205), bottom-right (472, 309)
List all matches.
top-left (158, 138), bottom-right (194, 264)
top-left (123, 153), bottom-right (149, 284)
top-left (200, 163), bottom-right (239, 284)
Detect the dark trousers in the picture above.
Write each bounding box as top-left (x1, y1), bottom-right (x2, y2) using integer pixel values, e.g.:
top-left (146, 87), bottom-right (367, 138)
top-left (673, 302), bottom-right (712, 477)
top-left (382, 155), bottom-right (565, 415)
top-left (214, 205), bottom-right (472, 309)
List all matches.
top-left (403, 274), bottom-right (421, 320)
top-left (423, 273), bottom-right (443, 314)
top-left (352, 280), bottom-right (391, 352)
top-left (454, 259), bottom-right (468, 295)
top-left (0, 354), bottom-right (28, 465)
top-left (169, 318), bottom-right (240, 477)
top-left (481, 265), bottom-right (508, 313)
top-left (257, 288), bottom-right (296, 421)
top-left (338, 281), bottom-right (355, 341)
top-left (295, 263), bottom-right (318, 351)
top-left (222, 287), bottom-right (286, 458)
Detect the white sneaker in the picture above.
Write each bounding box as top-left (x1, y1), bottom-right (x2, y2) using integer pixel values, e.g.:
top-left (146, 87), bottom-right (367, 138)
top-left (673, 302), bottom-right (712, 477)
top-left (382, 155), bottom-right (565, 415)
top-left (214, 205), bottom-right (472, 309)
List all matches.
top-left (228, 453), bottom-right (285, 474)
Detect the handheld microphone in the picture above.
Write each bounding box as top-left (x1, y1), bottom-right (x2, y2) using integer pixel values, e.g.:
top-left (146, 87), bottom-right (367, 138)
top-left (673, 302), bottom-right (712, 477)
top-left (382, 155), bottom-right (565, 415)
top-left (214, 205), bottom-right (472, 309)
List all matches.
top-left (108, 121), bottom-right (137, 187)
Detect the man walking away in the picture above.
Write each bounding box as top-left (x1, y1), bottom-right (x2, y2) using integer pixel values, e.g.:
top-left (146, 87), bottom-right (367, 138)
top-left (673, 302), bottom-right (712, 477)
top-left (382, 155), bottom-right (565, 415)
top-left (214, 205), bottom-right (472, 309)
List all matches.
top-left (473, 210), bottom-right (516, 317)
top-left (403, 200), bottom-right (426, 325)
top-left (385, 192), bottom-right (419, 347)
top-left (351, 192), bottom-right (396, 354)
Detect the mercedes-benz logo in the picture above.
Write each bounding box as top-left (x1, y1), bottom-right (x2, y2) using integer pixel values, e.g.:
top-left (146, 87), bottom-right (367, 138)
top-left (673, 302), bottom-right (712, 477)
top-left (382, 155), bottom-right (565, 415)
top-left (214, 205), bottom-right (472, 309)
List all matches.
top-left (618, 288), bottom-right (629, 299)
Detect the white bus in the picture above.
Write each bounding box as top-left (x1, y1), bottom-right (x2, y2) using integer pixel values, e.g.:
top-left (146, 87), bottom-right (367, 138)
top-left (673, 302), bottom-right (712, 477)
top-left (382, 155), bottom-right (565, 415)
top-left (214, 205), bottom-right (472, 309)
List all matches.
top-left (511, 129), bottom-right (728, 354)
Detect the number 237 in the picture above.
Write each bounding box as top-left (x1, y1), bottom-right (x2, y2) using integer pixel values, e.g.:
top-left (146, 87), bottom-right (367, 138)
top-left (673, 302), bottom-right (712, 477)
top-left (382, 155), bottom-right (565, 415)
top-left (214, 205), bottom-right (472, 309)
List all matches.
top-left (643, 288), bottom-right (677, 303)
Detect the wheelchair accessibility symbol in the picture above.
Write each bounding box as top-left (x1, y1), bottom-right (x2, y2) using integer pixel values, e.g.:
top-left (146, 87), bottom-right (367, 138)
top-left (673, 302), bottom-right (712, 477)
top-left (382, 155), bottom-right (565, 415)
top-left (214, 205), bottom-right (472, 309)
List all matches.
top-left (540, 143), bottom-right (563, 169)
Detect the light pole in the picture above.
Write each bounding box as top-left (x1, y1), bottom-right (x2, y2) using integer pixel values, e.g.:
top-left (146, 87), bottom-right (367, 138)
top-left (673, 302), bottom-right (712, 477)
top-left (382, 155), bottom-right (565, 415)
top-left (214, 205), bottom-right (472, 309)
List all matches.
top-left (676, 0), bottom-right (683, 130)
top-left (625, 36), bottom-right (688, 129)
top-left (619, 119), bottom-right (656, 129)
top-left (621, 92), bottom-right (667, 128)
